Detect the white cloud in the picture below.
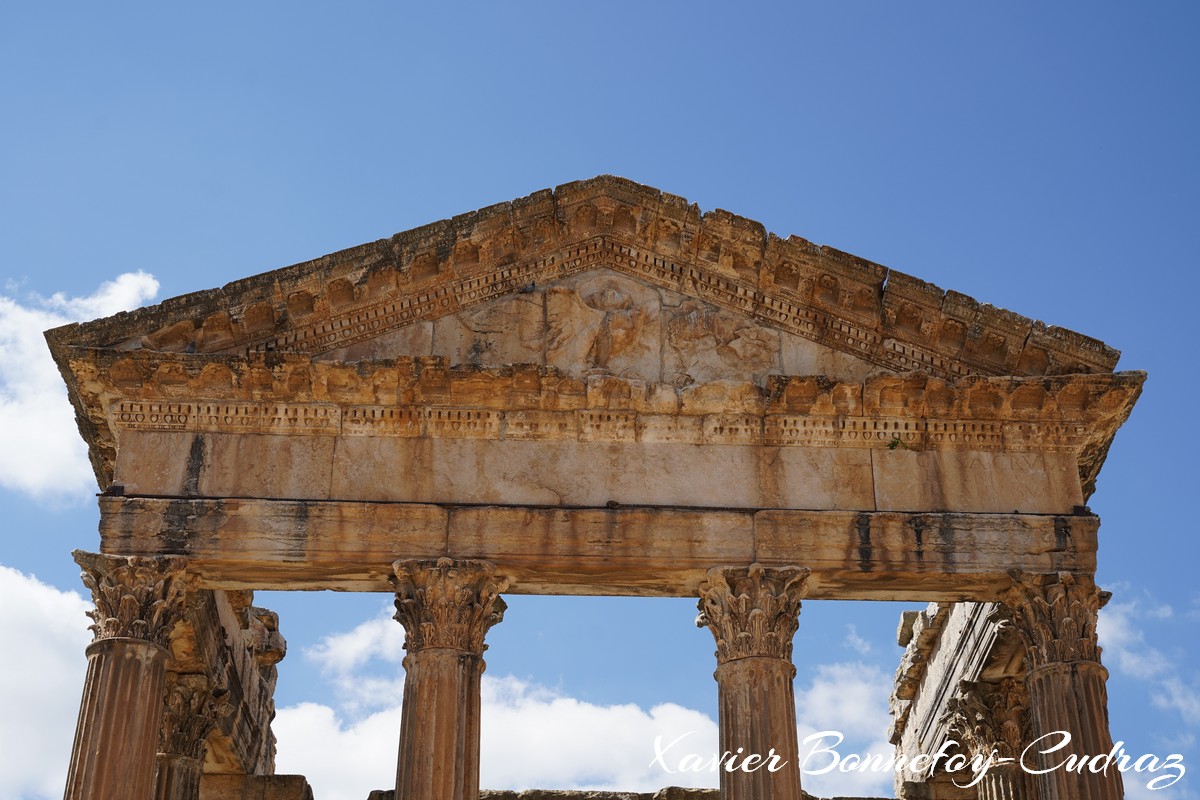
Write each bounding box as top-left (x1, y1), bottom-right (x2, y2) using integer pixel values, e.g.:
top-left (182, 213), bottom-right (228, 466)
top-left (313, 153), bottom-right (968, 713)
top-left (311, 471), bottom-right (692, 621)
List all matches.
top-left (274, 676), bottom-right (720, 800)
top-left (294, 607), bottom-right (719, 798)
top-left (481, 676), bottom-right (718, 792)
top-left (844, 623), bottom-right (872, 656)
top-left (1153, 678), bottom-right (1200, 727)
top-left (291, 611), bottom-right (901, 800)
top-left (0, 564), bottom-right (92, 800)
top-left (305, 604), bottom-right (406, 711)
top-left (307, 607), bottom-right (405, 673)
top-left (273, 702), bottom-right (403, 797)
top-left (0, 272), bottom-right (159, 501)
top-left (1098, 595), bottom-right (1200, 735)
top-left (795, 661), bottom-right (895, 797)
top-left (1099, 600), bottom-right (1174, 681)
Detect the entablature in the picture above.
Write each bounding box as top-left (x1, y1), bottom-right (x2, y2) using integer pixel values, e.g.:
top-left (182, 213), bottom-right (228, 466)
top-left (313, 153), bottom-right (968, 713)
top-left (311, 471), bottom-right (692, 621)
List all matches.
top-left (61, 347), bottom-right (1143, 503)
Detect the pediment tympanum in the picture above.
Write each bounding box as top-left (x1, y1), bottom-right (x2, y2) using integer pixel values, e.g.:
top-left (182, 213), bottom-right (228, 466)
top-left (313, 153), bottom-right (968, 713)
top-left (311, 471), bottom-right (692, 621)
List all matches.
top-left (47, 175), bottom-right (1142, 513)
top-left (311, 268), bottom-right (879, 388)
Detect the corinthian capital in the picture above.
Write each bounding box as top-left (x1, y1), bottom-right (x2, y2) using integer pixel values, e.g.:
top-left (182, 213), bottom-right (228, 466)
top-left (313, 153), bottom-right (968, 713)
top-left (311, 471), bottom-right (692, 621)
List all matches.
top-left (945, 677), bottom-right (1029, 760)
top-left (696, 564), bottom-right (810, 664)
top-left (159, 672), bottom-right (227, 761)
top-left (999, 570), bottom-right (1106, 669)
top-left (391, 558), bottom-right (508, 656)
top-left (74, 550), bottom-right (190, 649)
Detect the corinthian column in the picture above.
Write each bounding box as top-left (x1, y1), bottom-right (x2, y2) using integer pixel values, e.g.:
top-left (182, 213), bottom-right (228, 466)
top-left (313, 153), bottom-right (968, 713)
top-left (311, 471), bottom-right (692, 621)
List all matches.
top-left (1000, 571), bottom-right (1123, 800)
top-left (945, 678), bottom-right (1033, 800)
top-left (391, 558), bottom-right (508, 800)
top-left (153, 672), bottom-right (225, 800)
top-left (696, 564), bottom-right (809, 800)
top-left (65, 551), bottom-right (189, 800)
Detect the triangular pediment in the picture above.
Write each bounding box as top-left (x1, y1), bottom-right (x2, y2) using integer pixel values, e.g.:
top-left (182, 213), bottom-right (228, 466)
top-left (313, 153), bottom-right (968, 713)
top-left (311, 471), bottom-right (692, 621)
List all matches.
top-left (48, 175), bottom-right (1119, 383)
top-left (46, 176), bottom-right (1142, 494)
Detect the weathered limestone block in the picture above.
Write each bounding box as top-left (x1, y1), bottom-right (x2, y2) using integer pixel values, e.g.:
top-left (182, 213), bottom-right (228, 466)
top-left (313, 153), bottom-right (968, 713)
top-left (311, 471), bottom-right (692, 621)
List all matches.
top-left (872, 449), bottom-right (1084, 514)
top-left (197, 433), bottom-right (337, 499)
top-left (779, 332), bottom-right (880, 382)
top-left (198, 774), bottom-right (314, 800)
top-left (367, 789), bottom-right (888, 800)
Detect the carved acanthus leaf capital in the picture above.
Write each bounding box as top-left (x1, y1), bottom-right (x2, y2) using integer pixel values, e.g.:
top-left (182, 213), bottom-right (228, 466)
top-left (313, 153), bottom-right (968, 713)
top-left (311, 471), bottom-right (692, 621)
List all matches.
top-left (696, 564), bottom-right (810, 664)
top-left (391, 558), bottom-right (509, 655)
top-left (74, 550), bottom-right (190, 649)
top-left (945, 678), bottom-right (1029, 760)
top-left (159, 672), bottom-right (228, 761)
top-left (999, 570), bottom-right (1105, 669)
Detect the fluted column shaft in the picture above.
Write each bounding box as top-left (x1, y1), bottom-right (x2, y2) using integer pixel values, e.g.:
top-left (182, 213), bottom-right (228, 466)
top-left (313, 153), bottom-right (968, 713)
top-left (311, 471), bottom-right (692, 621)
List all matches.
top-left (153, 755), bottom-right (202, 800)
top-left (976, 764), bottom-right (1030, 800)
top-left (391, 558), bottom-right (507, 800)
top-left (64, 552), bottom-right (188, 800)
top-left (697, 564), bottom-right (809, 800)
top-left (1002, 571), bottom-right (1123, 800)
top-left (66, 638), bottom-right (169, 800)
top-left (1025, 661), bottom-right (1120, 800)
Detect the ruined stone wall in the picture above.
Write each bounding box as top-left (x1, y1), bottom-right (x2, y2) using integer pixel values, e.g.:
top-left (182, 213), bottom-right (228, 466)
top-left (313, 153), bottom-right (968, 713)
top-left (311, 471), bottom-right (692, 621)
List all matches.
top-left (367, 789), bottom-right (887, 800)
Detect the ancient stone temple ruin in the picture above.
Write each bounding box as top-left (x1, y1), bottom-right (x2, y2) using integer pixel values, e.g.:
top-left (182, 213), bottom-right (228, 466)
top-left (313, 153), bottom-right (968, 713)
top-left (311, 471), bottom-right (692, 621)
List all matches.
top-left (46, 176), bottom-right (1143, 800)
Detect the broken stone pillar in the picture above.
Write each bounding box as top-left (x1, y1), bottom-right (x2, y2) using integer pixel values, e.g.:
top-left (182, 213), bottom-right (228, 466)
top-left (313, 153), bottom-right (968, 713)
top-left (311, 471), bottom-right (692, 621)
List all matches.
top-left (391, 558), bottom-right (508, 800)
top-left (944, 677), bottom-right (1033, 800)
top-left (696, 564), bottom-right (809, 800)
top-left (154, 672), bottom-right (225, 800)
top-left (1001, 571), bottom-right (1123, 800)
top-left (65, 551), bottom-right (189, 800)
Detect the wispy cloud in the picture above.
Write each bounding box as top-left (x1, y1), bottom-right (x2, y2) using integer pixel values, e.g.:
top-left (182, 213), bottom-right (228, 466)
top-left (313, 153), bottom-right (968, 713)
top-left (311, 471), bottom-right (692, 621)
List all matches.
top-left (1153, 678), bottom-right (1200, 728)
top-left (1186, 594), bottom-right (1200, 623)
top-left (0, 273), bottom-right (159, 501)
top-left (1100, 599), bottom-right (1175, 681)
top-left (844, 623), bottom-right (872, 656)
top-left (1100, 595), bottom-right (1200, 731)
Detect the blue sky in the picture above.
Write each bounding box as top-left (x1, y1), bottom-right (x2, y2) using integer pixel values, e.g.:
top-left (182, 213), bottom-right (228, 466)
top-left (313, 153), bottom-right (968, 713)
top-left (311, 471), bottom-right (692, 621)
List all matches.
top-left (1, 3), bottom-right (1198, 799)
